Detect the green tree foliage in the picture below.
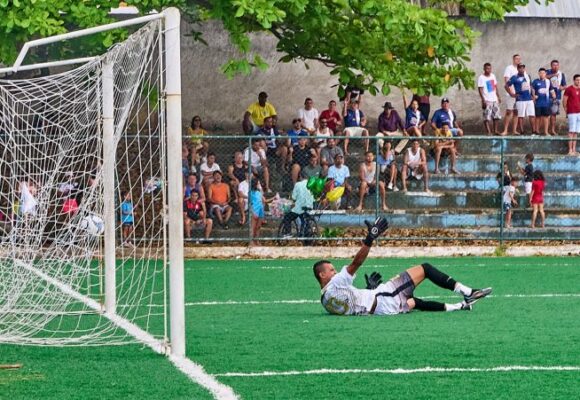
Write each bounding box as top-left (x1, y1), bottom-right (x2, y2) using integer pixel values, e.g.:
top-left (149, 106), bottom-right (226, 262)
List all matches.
top-left (0, 0), bottom-right (552, 95)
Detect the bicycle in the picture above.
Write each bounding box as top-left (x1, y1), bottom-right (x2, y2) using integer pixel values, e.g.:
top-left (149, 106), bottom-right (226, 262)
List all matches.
top-left (276, 206), bottom-right (321, 246)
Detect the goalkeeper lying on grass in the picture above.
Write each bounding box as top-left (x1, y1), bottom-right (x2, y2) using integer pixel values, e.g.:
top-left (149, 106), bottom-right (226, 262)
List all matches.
top-left (314, 216), bottom-right (492, 315)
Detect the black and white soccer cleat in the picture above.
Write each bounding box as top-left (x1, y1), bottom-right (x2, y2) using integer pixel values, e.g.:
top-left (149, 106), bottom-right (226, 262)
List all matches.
top-left (464, 287), bottom-right (493, 305)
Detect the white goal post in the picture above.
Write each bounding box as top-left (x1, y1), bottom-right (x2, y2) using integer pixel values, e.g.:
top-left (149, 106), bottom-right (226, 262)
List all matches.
top-left (0, 8), bottom-right (185, 357)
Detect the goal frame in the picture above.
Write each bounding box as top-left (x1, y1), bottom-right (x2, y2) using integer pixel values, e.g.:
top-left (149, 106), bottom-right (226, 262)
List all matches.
top-left (0, 8), bottom-right (185, 357)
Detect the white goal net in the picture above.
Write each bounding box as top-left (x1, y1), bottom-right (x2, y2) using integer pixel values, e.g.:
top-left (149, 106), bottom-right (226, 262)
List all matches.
top-left (0, 17), bottom-right (178, 347)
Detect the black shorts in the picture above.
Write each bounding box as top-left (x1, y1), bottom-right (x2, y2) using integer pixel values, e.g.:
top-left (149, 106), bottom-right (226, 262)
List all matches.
top-left (419, 104), bottom-right (430, 122)
top-left (535, 106), bottom-right (550, 117)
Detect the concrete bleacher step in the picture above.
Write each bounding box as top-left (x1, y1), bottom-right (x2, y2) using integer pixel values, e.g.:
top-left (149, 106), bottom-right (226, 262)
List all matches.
top-left (403, 172), bottom-right (579, 191)
top-left (364, 190), bottom-right (580, 209)
top-left (316, 209), bottom-right (580, 229)
top-left (427, 154), bottom-right (580, 173)
top-left (458, 227), bottom-right (580, 240)
top-left (459, 137), bottom-right (568, 155)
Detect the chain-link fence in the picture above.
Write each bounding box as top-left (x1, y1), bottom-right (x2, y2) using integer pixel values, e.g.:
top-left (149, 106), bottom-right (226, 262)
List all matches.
top-left (184, 134), bottom-right (579, 244)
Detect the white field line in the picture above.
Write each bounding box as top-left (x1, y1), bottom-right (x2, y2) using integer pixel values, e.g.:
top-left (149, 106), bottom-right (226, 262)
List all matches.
top-left (214, 365), bottom-right (580, 378)
top-left (15, 260), bottom-right (238, 400)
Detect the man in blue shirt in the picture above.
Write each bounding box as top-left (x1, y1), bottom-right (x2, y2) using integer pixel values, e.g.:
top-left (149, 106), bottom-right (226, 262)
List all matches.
top-left (430, 98), bottom-right (464, 155)
top-left (532, 68), bottom-right (555, 136)
top-left (342, 92), bottom-right (369, 155)
top-left (327, 153), bottom-right (351, 209)
top-left (505, 63), bottom-right (535, 135)
top-left (546, 59), bottom-right (567, 135)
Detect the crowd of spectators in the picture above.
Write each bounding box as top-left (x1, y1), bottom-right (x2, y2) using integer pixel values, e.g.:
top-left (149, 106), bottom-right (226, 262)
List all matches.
top-left (182, 56), bottom-right (577, 240)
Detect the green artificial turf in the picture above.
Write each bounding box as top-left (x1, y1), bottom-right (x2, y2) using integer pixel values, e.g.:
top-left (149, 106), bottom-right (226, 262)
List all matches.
top-left (2, 257), bottom-right (579, 399)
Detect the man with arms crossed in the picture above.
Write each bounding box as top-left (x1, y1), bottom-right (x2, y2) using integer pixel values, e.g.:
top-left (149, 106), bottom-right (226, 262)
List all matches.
top-left (314, 217), bottom-right (492, 316)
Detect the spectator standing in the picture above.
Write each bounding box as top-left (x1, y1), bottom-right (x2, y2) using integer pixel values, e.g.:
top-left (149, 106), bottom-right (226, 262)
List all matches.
top-left (505, 63), bottom-right (535, 135)
top-left (342, 95), bottom-right (369, 155)
top-left (188, 116), bottom-right (208, 166)
top-left (496, 161), bottom-right (512, 187)
top-left (530, 170), bottom-right (546, 228)
top-left (401, 140), bottom-right (429, 192)
top-left (120, 190), bottom-right (134, 247)
top-left (478, 63), bottom-right (501, 135)
top-left (377, 141), bottom-right (399, 192)
top-left (503, 176), bottom-right (519, 229)
top-left (327, 154), bottom-right (351, 208)
top-left (502, 54), bottom-right (526, 135)
top-left (243, 92), bottom-right (277, 134)
top-left (517, 153), bottom-right (534, 201)
top-left (244, 139), bottom-right (272, 193)
top-left (250, 179), bottom-right (269, 246)
top-left (562, 74), bottom-right (580, 155)
top-left (532, 68), bottom-right (555, 136)
top-left (183, 191), bottom-right (213, 242)
top-left (237, 172), bottom-right (261, 226)
top-left (298, 98), bottom-right (319, 134)
top-left (208, 171), bottom-right (232, 229)
top-left (416, 94), bottom-right (431, 134)
top-left (405, 99), bottom-right (425, 138)
top-left (319, 100), bottom-right (343, 133)
top-left (355, 151), bottom-right (387, 212)
top-left (546, 60), bottom-right (567, 136)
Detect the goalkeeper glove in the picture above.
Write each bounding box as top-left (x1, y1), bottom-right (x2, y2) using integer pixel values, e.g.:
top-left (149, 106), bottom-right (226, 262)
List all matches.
top-left (365, 271), bottom-right (383, 290)
top-left (362, 217), bottom-right (389, 247)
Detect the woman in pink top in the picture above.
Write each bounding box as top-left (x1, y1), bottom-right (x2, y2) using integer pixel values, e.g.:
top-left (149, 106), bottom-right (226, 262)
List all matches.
top-left (530, 170), bottom-right (546, 228)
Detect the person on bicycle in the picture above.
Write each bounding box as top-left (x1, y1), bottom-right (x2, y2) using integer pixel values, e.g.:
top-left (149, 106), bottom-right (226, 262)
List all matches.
top-left (281, 175), bottom-right (315, 234)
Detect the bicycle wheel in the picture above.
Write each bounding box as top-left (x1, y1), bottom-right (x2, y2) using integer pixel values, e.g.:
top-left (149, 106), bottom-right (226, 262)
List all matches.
top-left (301, 215), bottom-right (320, 246)
top-left (276, 217), bottom-right (299, 245)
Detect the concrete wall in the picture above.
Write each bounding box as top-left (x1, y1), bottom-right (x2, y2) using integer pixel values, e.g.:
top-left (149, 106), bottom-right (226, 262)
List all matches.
top-left (180, 17), bottom-right (580, 133)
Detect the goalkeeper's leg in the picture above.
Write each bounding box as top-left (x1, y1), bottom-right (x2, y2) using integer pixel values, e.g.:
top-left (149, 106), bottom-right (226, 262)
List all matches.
top-left (410, 297), bottom-right (471, 312)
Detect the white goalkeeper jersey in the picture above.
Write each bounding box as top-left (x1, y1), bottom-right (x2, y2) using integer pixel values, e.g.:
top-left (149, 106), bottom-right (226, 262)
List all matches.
top-left (321, 267), bottom-right (375, 315)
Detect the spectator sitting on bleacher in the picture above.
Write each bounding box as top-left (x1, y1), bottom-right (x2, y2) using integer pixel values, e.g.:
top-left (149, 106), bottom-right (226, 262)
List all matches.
top-left (200, 152), bottom-right (221, 193)
top-left (320, 138), bottom-right (344, 176)
top-left (432, 122), bottom-right (459, 174)
top-left (244, 138), bottom-right (272, 194)
top-left (298, 97), bottom-right (319, 134)
top-left (377, 141), bottom-right (399, 192)
top-left (208, 170), bottom-right (232, 229)
top-left (184, 173), bottom-right (205, 203)
top-left (227, 151), bottom-right (246, 202)
top-left (431, 98), bottom-right (464, 155)
top-left (355, 151), bottom-right (387, 212)
top-left (243, 91), bottom-right (276, 134)
top-left (188, 115), bottom-right (208, 166)
top-left (377, 102), bottom-right (406, 149)
top-left (313, 118), bottom-right (333, 157)
top-left (342, 92), bottom-right (369, 155)
top-left (319, 100), bottom-right (343, 133)
top-left (327, 153), bottom-right (351, 209)
top-left (257, 116), bottom-right (288, 169)
top-left (405, 99), bottom-right (426, 138)
top-left (287, 118), bottom-right (309, 147)
top-left (183, 191), bottom-right (213, 242)
top-left (301, 153), bottom-right (323, 180)
top-left (289, 137), bottom-right (316, 184)
top-left (401, 139), bottom-right (429, 192)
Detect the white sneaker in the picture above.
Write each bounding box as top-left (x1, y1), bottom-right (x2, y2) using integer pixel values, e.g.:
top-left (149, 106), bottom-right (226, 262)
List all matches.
top-left (393, 186), bottom-right (399, 192)
top-left (387, 182), bottom-right (393, 190)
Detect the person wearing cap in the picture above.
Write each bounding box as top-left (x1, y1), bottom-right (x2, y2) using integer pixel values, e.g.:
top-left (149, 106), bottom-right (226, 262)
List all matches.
top-left (327, 153), bottom-right (351, 209)
top-left (431, 98), bottom-right (464, 156)
top-left (505, 63), bottom-right (535, 135)
top-left (477, 63), bottom-right (502, 135)
top-left (243, 92), bottom-right (277, 134)
top-left (501, 54), bottom-right (528, 135)
top-left (377, 101), bottom-right (406, 152)
top-left (208, 170), bottom-right (233, 229)
top-left (342, 92), bottom-right (369, 155)
top-left (319, 138), bottom-right (344, 175)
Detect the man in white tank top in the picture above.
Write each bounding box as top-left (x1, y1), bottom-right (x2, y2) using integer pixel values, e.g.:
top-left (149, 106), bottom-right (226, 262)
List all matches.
top-left (355, 151), bottom-right (387, 211)
top-left (314, 216), bottom-right (492, 316)
top-left (401, 140), bottom-right (429, 192)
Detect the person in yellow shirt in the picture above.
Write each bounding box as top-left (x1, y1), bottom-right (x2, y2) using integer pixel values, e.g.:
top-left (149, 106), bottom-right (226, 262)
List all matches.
top-left (432, 122), bottom-right (459, 174)
top-left (188, 116), bottom-right (209, 165)
top-left (243, 92), bottom-right (277, 134)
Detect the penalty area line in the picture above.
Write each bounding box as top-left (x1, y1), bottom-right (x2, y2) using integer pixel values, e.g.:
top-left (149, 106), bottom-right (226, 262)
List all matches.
top-left (215, 365), bottom-right (580, 378)
top-left (15, 260), bottom-right (239, 400)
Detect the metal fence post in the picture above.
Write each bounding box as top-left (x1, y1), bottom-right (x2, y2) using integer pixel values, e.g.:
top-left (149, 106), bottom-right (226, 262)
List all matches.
top-left (499, 137), bottom-right (505, 246)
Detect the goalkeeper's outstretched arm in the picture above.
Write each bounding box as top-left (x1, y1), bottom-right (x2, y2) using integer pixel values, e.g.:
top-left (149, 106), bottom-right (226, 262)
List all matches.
top-left (346, 217), bottom-right (389, 276)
